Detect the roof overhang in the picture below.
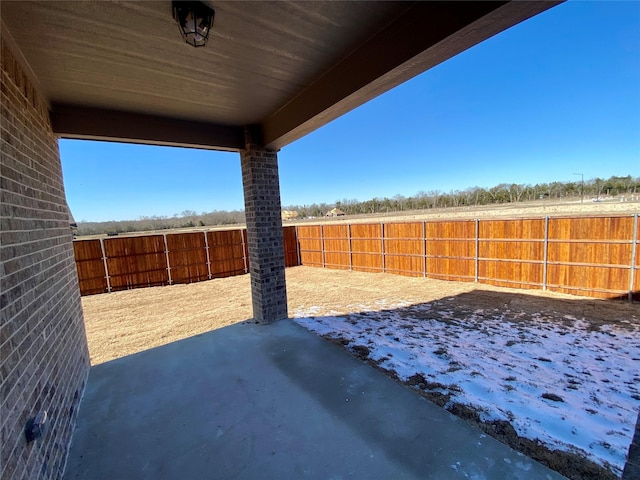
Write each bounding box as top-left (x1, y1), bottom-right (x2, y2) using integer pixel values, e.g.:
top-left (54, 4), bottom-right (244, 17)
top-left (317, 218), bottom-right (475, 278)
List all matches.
top-left (1, 1), bottom-right (562, 151)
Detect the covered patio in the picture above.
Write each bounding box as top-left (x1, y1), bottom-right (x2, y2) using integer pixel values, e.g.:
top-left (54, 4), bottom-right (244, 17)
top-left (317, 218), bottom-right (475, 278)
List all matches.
top-left (63, 320), bottom-right (563, 479)
top-left (1, 2), bottom-right (565, 479)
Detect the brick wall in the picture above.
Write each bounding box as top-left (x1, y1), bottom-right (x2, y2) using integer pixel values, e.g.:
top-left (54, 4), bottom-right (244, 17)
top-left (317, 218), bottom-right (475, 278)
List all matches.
top-left (1, 38), bottom-right (90, 480)
top-left (240, 146), bottom-right (288, 322)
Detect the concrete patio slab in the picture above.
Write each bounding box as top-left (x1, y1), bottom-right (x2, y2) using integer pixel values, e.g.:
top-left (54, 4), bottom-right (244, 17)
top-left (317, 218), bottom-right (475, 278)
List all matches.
top-left (63, 320), bottom-right (566, 479)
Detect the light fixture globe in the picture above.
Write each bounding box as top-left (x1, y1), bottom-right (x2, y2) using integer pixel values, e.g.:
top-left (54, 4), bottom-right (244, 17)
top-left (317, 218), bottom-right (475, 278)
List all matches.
top-left (172, 1), bottom-right (214, 47)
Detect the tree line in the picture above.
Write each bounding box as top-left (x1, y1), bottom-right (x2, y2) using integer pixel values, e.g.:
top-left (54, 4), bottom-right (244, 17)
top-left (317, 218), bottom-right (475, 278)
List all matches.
top-left (292, 175), bottom-right (639, 218)
top-left (76, 209), bottom-right (245, 236)
top-left (76, 174), bottom-right (638, 236)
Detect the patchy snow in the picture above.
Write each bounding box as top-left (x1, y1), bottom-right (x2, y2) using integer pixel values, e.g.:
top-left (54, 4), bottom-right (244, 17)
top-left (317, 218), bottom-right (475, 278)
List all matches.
top-left (293, 302), bottom-right (640, 477)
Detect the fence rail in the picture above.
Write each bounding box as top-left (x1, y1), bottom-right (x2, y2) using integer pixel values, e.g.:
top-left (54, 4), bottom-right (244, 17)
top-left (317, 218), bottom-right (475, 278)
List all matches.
top-left (73, 216), bottom-right (640, 301)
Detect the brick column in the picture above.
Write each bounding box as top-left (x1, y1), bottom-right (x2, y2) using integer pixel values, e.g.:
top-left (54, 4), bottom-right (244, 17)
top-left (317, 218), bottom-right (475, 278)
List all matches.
top-left (240, 145), bottom-right (288, 323)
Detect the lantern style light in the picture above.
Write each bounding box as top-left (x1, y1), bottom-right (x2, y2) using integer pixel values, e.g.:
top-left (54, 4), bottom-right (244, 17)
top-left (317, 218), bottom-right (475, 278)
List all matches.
top-left (172, 1), bottom-right (215, 47)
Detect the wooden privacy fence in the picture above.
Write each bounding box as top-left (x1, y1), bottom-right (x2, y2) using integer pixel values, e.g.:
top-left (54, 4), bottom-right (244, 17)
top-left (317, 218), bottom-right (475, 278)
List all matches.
top-left (296, 215), bottom-right (640, 301)
top-left (73, 226), bottom-right (299, 296)
top-left (74, 216), bottom-right (640, 301)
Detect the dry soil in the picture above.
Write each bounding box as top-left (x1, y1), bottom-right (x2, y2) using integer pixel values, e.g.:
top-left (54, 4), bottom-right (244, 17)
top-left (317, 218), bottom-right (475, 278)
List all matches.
top-left (82, 266), bottom-right (638, 365)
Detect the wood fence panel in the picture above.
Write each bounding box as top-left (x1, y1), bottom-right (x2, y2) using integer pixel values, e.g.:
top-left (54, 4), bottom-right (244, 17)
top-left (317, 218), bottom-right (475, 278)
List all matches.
top-left (323, 224), bottom-right (350, 270)
top-left (104, 235), bottom-right (168, 291)
top-left (547, 242), bottom-right (631, 266)
top-left (546, 216), bottom-right (633, 298)
top-left (297, 225), bottom-right (323, 267)
top-left (426, 220), bottom-right (475, 281)
top-left (546, 265), bottom-right (629, 298)
top-left (478, 219), bottom-right (545, 290)
top-left (479, 239), bottom-right (544, 261)
top-left (207, 230), bottom-right (246, 278)
top-left (384, 222), bottom-right (423, 276)
top-left (73, 240), bottom-right (107, 295)
top-left (549, 216), bottom-right (634, 241)
top-left (73, 215), bottom-right (639, 301)
top-left (478, 262), bottom-right (544, 290)
top-left (350, 223), bottom-right (383, 272)
top-left (427, 258), bottom-right (475, 282)
top-left (282, 226), bottom-right (300, 268)
top-left (165, 232), bottom-right (208, 284)
top-left (478, 218), bottom-right (545, 260)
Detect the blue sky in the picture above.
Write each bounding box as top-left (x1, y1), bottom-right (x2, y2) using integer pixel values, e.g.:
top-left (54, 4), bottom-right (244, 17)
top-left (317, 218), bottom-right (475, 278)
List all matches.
top-left (60, 1), bottom-right (640, 222)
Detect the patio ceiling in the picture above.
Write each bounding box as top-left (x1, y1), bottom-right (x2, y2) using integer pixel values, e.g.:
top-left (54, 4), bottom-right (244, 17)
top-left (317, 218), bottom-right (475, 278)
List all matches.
top-left (1, 1), bottom-right (560, 151)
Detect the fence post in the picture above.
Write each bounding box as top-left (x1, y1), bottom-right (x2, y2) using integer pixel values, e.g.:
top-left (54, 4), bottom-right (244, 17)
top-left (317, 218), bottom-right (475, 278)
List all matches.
top-left (474, 218), bottom-right (479, 283)
top-left (629, 214), bottom-right (638, 303)
top-left (347, 223), bottom-right (352, 270)
top-left (203, 230), bottom-right (212, 279)
top-left (163, 233), bottom-right (172, 285)
top-left (422, 220), bottom-right (427, 278)
top-left (542, 216), bottom-right (549, 291)
top-left (99, 237), bottom-right (111, 293)
top-left (241, 229), bottom-right (248, 274)
top-left (381, 222), bottom-right (385, 273)
top-left (321, 225), bottom-right (325, 268)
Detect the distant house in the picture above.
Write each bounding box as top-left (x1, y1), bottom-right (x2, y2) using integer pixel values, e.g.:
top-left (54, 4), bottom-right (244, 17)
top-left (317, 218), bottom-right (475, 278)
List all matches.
top-left (326, 207), bottom-right (346, 217)
top-left (281, 210), bottom-right (299, 221)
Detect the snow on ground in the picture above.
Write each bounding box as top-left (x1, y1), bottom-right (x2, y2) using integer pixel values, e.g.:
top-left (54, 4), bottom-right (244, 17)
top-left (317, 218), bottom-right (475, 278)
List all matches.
top-left (294, 301), bottom-right (640, 477)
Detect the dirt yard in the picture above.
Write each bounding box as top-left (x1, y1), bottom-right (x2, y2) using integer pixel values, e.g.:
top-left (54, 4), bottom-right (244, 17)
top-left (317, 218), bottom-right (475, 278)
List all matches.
top-left (81, 266), bottom-right (640, 480)
top-left (81, 266), bottom-right (635, 365)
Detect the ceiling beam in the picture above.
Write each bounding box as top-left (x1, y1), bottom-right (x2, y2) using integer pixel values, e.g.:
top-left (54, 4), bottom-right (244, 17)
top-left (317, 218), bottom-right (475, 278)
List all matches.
top-left (262, 1), bottom-right (562, 150)
top-left (50, 105), bottom-right (245, 151)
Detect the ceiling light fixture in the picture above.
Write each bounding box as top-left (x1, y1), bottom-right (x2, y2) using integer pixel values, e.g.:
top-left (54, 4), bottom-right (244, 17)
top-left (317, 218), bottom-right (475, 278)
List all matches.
top-left (172, 1), bottom-right (215, 48)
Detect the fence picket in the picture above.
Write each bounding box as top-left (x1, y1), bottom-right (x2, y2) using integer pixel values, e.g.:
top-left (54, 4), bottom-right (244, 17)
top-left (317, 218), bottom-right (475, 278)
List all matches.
top-left (321, 225), bottom-right (325, 268)
top-left (630, 214), bottom-right (638, 302)
top-left (381, 223), bottom-right (385, 273)
top-left (543, 216), bottom-right (549, 290)
top-left (474, 219), bottom-right (479, 283)
top-left (422, 221), bottom-right (426, 278)
top-left (348, 224), bottom-right (353, 270)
